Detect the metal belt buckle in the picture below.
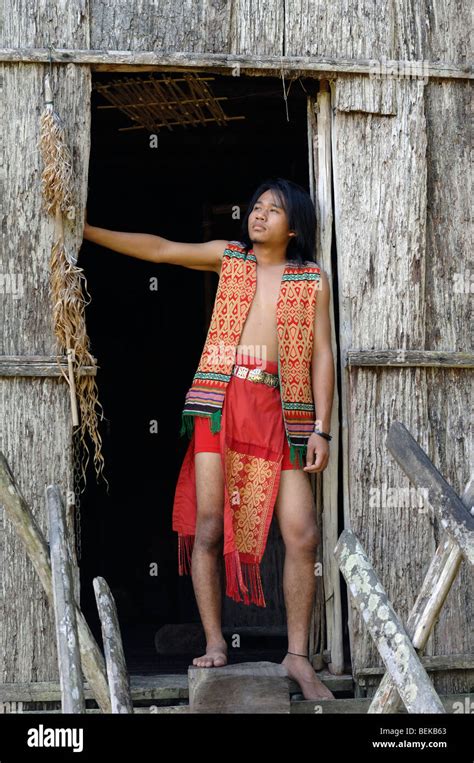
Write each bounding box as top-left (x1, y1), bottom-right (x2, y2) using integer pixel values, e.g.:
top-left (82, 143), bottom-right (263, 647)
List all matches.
top-left (235, 366), bottom-right (249, 379)
top-left (248, 368), bottom-right (264, 383)
top-left (265, 372), bottom-right (278, 388)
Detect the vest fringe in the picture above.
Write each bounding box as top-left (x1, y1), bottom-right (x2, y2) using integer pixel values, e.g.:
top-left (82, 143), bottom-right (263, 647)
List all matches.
top-left (290, 443), bottom-right (307, 469)
top-left (180, 409), bottom-right (222, 439)
top-left (210, 407), bottom-right (222, 433)
top-left (179, 412), bottom-right (195, 439)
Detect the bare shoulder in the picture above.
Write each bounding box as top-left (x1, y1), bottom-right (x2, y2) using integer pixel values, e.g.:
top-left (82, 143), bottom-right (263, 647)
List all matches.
top-left (212, 239), bottom-right (229, 275)
top-left (318, 268), bottom-right (330, 293)
top-left (315, 268), bottom-right (330, 318)
top-left (304, 261), bottom-right (330, 296)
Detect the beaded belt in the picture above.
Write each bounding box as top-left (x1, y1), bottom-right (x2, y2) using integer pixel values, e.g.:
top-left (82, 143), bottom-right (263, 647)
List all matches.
top-left (232, 364), bottom-right (280, 388)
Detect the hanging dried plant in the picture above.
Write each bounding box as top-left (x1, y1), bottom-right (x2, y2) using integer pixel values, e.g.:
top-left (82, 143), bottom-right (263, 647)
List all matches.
top-left (39, 72), bottom-right (109, 492)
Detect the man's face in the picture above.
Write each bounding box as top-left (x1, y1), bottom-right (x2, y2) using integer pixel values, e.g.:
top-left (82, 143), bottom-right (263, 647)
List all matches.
top-left (248, 189), bottom-right (294, 248)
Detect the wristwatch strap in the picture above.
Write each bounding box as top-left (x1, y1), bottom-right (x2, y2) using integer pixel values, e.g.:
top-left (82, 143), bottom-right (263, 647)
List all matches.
top-left (313, 429), bottom-right (332, 441)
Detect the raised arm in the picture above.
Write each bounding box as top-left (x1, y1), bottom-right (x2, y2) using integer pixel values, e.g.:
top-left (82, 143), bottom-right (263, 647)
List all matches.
top-left (83, 218), bottom-right (226, 274)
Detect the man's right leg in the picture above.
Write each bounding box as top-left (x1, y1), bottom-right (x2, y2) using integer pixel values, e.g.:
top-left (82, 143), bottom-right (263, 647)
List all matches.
top-left (191, 451), bottom-right (228, 667)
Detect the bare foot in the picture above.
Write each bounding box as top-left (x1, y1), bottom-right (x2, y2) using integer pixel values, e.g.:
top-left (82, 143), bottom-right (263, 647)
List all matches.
top-left (192, 640), bottom-right (228, 668)
top-left (282, 653), bottom-right (335, 700)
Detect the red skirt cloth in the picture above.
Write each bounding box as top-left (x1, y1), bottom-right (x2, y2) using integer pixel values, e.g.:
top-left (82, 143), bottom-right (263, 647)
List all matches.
top-left (194, 357), bottom-right (299, 470)
top-left (172, 352), bottom-right (301, 607)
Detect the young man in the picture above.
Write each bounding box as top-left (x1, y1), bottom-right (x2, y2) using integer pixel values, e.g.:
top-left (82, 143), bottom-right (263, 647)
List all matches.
top-left (83, 178), bottom-right (335, 700)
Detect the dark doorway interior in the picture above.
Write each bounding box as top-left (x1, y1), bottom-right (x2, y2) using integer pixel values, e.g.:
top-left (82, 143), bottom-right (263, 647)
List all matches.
top-left (79, 71), bottom-right (318, 673)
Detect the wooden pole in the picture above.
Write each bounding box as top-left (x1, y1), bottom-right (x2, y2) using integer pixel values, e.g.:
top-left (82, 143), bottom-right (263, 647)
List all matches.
top-left (93, 577), bottom-right (133, 713)
top-left (0, 452), bottom-right (111, 712)
top-left (334, 529), bottom-right (446, 713)
top-left (386, 422), bottom-right (474, 565)
top-left (46, 485), bottom-right (85, 713)
top-left (368, 475), bottom-right (473, 712)
top-left (329, 75), bottom-right (357, 675)
top-left (310, 83), bottom-right (344, 675)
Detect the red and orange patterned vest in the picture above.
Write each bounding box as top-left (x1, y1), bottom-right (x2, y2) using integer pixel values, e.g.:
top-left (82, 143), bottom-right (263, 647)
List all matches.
top-left (180, 241), bottom-right (322, 467)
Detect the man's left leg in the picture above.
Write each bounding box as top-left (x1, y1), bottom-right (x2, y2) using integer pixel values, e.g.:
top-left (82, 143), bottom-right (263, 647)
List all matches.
top-left (274, 468), bottom-right (335, 700)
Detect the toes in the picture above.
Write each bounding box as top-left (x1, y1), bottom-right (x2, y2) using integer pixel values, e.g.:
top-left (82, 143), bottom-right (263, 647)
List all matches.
top-left (193, 651), bottom-right (227, 668)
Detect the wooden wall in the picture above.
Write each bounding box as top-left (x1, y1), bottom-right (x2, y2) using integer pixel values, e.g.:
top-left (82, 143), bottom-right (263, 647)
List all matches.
top-left (1, 4), bottom-right (91, 683)
top-left (1, 0), bottom-right (471, 692)
top-left (331, 73), bottom-right (472, 693)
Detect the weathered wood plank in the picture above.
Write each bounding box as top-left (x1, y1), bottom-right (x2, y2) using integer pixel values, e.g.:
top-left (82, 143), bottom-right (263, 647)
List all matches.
top-left (4, 693), bottom-right (471, 714)
top-left (358, 653), bottom-right (474, 676)
top-left (90, 0), bottom-right (233, 55)
top-left (0, 453), bottom-right (111, 712)
top-left (0, 669), bottom-right (351, 704)
top-left (369, 478), bottom-right (472, 712)
top-left (0, 49), bottom-right (471, 79)
top-left (285, 0), bottom-right (471, 66)
top-left (332, 74), bottom-right (426, 688)
top-left (290, 693), bottom-right (473, 714)
top-left (0, 675), bottom-right (189, 703)
top-left (1, 0), bottom-right (91, 684)
top-left (421, 77), bottom-right (473, 696)
top-left (346, 351), bottom-right (474, 368)
top-left (386, 423), bottom-right (474, 564)
top-left (332, 69), bottom-right (472, 695)
top-left (47, 485), bottom-right (85, 713)
top-left (308, 87), bottom-right (344, 674)
top-left (369, 547), bottom-right (469, 705)
top-left (334, 529), bottom-right (446, 713)
top-left (93, 576), bottom-right (133, 713)
top-left (0, 357), bottom-right (97, 376)
top-left (188, 661), bottom-right (290, 714)
top-left (228, 0), bottom-right (284, 56)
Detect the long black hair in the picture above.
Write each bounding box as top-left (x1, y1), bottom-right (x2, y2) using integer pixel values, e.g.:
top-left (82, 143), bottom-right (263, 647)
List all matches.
top-left (239, 178), bottom-right (317, 265)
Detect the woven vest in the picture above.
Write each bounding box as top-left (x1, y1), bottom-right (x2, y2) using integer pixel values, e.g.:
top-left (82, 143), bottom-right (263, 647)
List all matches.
top-left (179, 241), bottom-right (322, 467)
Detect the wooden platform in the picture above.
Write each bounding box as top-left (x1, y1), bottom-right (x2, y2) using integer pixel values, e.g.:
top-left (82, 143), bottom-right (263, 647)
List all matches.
top-left (1, 672), bottom-right (471, 714)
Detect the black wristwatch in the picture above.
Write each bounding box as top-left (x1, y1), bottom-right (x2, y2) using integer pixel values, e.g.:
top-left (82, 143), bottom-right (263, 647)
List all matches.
top-left (313, 428), bottom-right (332, 442)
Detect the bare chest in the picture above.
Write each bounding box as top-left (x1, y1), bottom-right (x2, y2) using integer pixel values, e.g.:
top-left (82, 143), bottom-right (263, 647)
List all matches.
top-left (237, 266), bottom-right (285, 360)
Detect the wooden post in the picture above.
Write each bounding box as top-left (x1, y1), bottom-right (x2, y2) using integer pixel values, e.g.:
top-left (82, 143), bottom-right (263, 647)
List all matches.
top-left (0, 452), bottom-right (111, 713)
top-left (309, 82), bottom-right (344, 675)
top-left (334, 529), bottom-right (446, 713)
top-left (93, 577), bottom-right (133, 713)
top-left (368, 475), bottom-right (474, 712)
top-left (46, 485), bottom-right (85, 713)
top-left (329, 75), bottom-right (357, 676)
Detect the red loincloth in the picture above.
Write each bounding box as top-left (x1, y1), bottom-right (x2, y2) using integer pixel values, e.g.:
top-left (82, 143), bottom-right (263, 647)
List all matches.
top-left (172, 352), bottom-right (300, 607)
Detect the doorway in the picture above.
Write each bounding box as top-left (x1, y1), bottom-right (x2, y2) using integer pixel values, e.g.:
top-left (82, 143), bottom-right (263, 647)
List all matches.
top-left (79, 70), bottom-right (319, 673)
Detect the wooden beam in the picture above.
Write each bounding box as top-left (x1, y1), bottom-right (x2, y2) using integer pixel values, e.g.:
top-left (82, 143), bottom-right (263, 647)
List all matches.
top-left (386, 422), bottom-right (474, 565)
top-left (334, 529), bottom-right (446, 713)
top-left (0, 671), bottom-right (351, 705)
top-left (5, 693), bottom-right (472, 715)
top-left (346, 350), bottom-right (474, 367)
top-left (46, 485), bottom-right (85, 713)
top-left (357, 653), bottom-right (474, 676)
top-left (0, 356), bottom-right (97, 377)
top-left (368, 476), bottom-right (474, 713)
top-left (0, 452), bottom-right (111, 713)
top-left (290, 693), bottom-right (472, 714)
top-left (93, 577), bottom-right (133, 714)
top-left (0, 49), bottom-right (471, 80)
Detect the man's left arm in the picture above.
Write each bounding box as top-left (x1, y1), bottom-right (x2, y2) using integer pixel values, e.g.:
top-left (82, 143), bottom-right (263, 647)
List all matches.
top-left (303, 270), bottom-right (335, 473)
